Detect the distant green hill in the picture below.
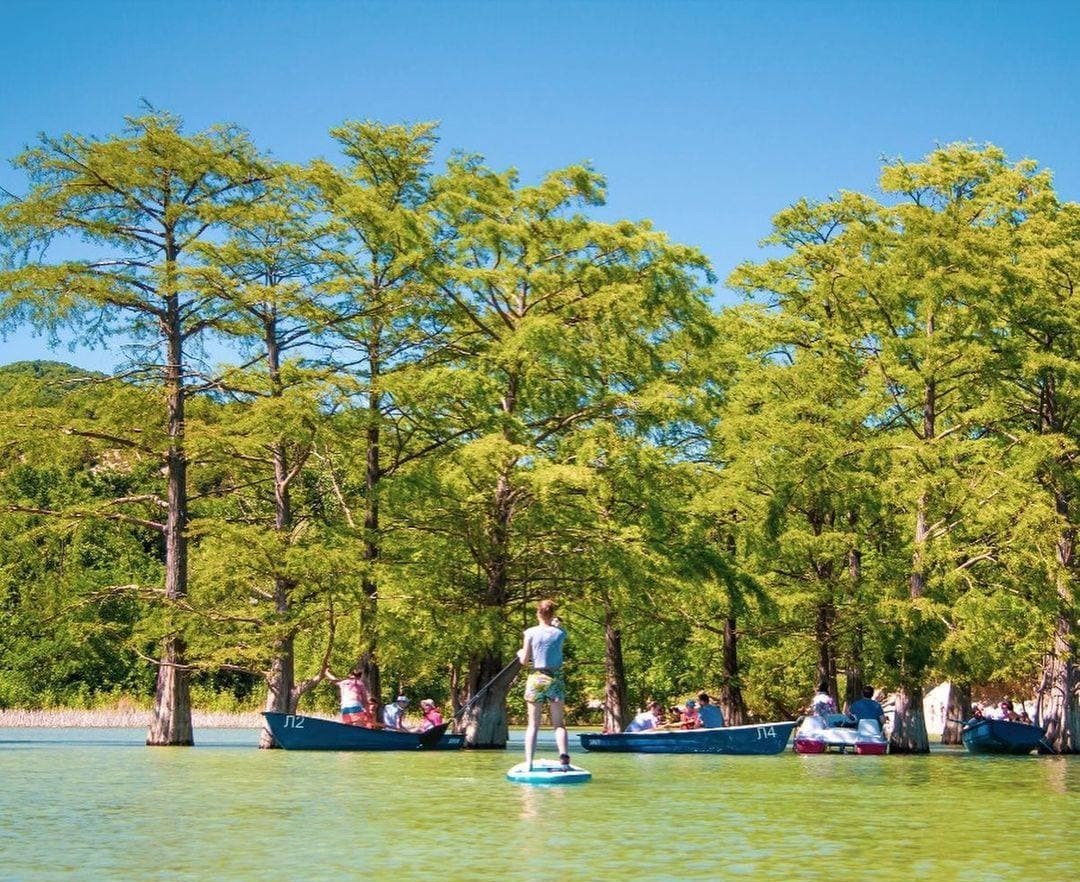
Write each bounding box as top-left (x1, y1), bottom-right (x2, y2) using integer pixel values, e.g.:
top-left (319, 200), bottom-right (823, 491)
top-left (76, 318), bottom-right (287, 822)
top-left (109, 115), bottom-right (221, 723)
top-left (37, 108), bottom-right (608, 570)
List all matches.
top-left (0, 360), bottom-right (105, 404)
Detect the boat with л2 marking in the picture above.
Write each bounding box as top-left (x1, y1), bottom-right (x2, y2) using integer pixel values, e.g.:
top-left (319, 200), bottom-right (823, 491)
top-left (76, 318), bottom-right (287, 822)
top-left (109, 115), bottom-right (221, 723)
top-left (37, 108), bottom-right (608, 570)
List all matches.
top-left (578, 720), bottom-right (796, 754)
top-left (262, 712), bottom-right (464, 750)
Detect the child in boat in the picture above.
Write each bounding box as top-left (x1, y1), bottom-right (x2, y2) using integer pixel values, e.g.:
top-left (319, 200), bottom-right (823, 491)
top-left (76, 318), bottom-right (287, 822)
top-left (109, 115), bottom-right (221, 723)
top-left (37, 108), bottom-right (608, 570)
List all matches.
top-left (680, 699), bottom-right (701, 729)
top-left (418, 698), bottom-right (444, 731)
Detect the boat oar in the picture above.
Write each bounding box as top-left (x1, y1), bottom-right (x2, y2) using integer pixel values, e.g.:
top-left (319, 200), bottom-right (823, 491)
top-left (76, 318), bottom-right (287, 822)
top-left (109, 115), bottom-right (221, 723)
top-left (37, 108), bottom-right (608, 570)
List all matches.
top-left (452, 657), bottom-right (521, 723)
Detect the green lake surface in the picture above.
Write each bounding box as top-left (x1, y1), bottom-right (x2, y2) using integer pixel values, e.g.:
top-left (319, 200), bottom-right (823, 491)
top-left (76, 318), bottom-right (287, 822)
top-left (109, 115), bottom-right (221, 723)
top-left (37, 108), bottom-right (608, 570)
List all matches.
top-left (1, 727), bottom-right (1077, 881)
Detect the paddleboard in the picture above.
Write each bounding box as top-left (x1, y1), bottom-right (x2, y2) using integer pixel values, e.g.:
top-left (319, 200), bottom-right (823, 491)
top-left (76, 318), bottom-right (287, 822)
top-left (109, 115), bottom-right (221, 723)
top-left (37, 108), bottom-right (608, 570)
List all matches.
top-left (506, 759), bottom-right (592, 784)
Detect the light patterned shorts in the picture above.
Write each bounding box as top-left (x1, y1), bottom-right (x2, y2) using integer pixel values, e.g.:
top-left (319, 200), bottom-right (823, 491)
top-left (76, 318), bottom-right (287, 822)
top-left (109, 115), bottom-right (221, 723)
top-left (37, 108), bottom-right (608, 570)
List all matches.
top-left (524, 668), bottom-right (565, 703)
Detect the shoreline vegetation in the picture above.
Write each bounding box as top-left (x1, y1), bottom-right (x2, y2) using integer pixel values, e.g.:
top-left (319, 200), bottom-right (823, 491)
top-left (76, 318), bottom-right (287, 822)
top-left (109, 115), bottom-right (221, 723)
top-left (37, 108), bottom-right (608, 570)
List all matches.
top-left (0, 708), bottom-right (283, 728)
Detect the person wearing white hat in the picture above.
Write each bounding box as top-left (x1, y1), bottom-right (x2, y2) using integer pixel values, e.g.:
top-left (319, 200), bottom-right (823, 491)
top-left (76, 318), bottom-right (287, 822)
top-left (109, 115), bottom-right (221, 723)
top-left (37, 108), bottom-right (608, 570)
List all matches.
top-left (382, 694), bottom-right (411, 730)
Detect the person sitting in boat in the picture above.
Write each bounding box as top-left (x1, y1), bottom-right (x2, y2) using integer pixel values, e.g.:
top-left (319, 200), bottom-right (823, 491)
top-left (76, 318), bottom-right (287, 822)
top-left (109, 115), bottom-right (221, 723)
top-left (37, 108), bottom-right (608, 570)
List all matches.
top-left (697, 692), bottom-right (724, 728)
top-left (847, 685), bottom-right (886, 729)
top-left (362, 698), bottom-right (382, 728)
top-left (809, 682), bottom-right (836, 718)
top-left (999, 700), bottom-right (1019, 722)
top-left (326, 666), bottom-right (371, 726)
top-left (417, 698), bottom-right (443, 732)
top-left (625, 700), bottom-right (664, 732)
top-left (970, 702), bottom-right (985, 720)
top-left (383, 695), bottom-right (412, 730)
top-left (680, 699), bottom-right (700, 729)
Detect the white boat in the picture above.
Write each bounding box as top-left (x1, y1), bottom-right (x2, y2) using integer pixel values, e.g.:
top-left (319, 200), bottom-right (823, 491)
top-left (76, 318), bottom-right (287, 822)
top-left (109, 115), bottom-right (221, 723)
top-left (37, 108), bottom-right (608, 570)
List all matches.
top-left (793, 713), bottom-right (888, 755)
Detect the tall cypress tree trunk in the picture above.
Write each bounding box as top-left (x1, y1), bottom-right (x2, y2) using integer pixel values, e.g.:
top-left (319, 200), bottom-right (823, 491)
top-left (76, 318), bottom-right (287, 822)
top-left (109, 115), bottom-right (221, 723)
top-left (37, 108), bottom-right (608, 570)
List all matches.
top-left (147, 279), bottom-right (193, 746)
top-left (462, 649), bottom-right (519, 748)
top-left (720, 615), bottom-right (748, 725)
top-left (465, 464), bottom-right (516, 748)
top-left (890, 683), bottom-right (929, 753)
top-left (1041, 500), bottom-right (1078, 753)
top-left (941, 682), bottom-right (970, 745)
top-left (360, 333), bottom-right (384, 706)
top-left (815, 601), bottom-right (838, 703)
top-left (603, 603), bottom-right (628, 732)
top-left (843, 536), bottom-right (864, 710)
top-left (260, 321), bottom-right (300, 748)
top-left (890, 368), bottom-right (935, 755)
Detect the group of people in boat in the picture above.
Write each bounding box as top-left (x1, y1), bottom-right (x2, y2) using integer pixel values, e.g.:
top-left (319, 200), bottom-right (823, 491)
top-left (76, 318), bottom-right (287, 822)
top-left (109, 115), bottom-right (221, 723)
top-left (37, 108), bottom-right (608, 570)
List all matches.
top-left (970, 699), bottom-right (1031, 723)
top-left (621, 692), bottom-right (726, 733)
top-left (328, 669), bottom-right (444, 733)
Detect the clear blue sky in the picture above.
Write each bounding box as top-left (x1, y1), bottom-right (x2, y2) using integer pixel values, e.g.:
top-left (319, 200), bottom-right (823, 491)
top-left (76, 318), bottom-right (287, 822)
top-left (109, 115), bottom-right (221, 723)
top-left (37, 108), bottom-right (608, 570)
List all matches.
top-left (3, 0), bottom-right (1079, 371)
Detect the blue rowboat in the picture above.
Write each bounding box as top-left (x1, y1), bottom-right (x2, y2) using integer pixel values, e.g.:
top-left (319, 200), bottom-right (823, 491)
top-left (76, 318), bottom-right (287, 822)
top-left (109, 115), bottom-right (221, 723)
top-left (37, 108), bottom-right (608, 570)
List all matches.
top-left (578, 721), bottom-right (796, 755)
top-left (262, 712), bottom-right (464, 751)
top-left (961, 718), bottom-right (1047, 755)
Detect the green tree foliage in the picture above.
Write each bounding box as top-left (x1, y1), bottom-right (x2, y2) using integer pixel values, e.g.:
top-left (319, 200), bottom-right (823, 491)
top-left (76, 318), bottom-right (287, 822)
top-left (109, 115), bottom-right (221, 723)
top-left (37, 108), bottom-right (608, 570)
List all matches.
top-left (0, 112), bottom-right (271, 744)
top-left (1, 120), bottom-right (1077, 756)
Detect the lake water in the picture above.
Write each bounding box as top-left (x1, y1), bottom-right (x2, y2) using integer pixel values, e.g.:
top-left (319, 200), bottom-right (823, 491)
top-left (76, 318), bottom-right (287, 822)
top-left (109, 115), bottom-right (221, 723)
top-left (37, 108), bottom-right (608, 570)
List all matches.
top-left (1, 727), bottom-right (1077, 881)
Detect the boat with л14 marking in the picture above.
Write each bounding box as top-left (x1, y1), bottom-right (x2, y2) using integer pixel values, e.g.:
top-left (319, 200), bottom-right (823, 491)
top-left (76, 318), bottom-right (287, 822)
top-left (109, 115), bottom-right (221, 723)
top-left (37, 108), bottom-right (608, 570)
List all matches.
top-left (578, 720), bottom-right (796, 754)
top-left (262, 712), bottom-right (464, 750)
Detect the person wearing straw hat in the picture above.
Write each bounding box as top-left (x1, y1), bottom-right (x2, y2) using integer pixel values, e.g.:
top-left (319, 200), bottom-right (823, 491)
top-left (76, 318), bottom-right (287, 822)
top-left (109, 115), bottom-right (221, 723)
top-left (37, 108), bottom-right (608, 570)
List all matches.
top-left (517, 598), bottom-right (570, 771)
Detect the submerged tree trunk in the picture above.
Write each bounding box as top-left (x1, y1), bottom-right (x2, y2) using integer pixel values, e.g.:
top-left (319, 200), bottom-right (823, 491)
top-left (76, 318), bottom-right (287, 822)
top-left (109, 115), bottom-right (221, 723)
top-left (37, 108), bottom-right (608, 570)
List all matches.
top-left (941, 681), bottom-right (970, 746)
top-left (147, 288), bottom-right (193, 746)
top-left (603, 603), bottom-right (629, 733)
top-left (259, 320), bottom-right (302, 749)
top-left (462, 650), bottom-right (519, 748)
top-left (719, 615), bottom-right (748, 725)
top-left (1040, 611), bottom-right (1079, 754)
top-left (890, 684), bottom-right (930, 753)
top-left (148, 636), bottom-right (193, 745)
top-left (360, 338), bottom-right (384, 707)
top-left (259, 631), bottom-right (297, 749)
top-left (1039, 498), bottom-right (1078, 754)
top-left (890, 373), bottom-right (934, 755)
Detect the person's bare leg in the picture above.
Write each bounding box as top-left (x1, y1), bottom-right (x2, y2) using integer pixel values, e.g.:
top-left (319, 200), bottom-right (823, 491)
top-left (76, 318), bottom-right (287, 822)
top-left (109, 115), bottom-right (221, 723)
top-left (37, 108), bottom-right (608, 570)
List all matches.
top-left (550, 700), bottom-right (569, 767)
top-left (525, 700), bottom-right (541, 770)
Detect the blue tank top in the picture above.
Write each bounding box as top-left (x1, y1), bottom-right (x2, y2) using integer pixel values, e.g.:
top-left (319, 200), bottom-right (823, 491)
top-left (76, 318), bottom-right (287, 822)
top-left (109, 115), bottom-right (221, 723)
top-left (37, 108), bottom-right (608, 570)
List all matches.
top-left (524, 623), bottom-right (565, 670)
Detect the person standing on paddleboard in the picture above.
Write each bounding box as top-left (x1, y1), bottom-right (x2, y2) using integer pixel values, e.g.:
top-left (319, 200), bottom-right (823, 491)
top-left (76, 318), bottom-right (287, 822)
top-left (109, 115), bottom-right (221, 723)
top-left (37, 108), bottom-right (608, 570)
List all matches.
top-left (518, 599), bottom-right (570, 771)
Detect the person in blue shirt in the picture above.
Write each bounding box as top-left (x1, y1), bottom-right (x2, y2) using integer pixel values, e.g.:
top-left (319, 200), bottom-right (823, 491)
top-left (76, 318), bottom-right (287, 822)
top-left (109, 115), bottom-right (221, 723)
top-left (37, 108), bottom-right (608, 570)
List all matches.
top-left (696, 692), bottom-right (725, 728)
top-left (848, 686), bottom-right (886, 728)
top-left (517, 599), bottom-right (569, 771)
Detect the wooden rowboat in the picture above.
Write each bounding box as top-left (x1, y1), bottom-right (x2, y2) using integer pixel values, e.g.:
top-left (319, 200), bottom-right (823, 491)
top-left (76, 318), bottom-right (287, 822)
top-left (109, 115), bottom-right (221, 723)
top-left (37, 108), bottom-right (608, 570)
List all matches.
top-left (961, 718), bottom-right (1047, 755)
top-left (262, 712), bottom-right (464, 751)
top-left (578, 721), bottom-right (796, 755)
